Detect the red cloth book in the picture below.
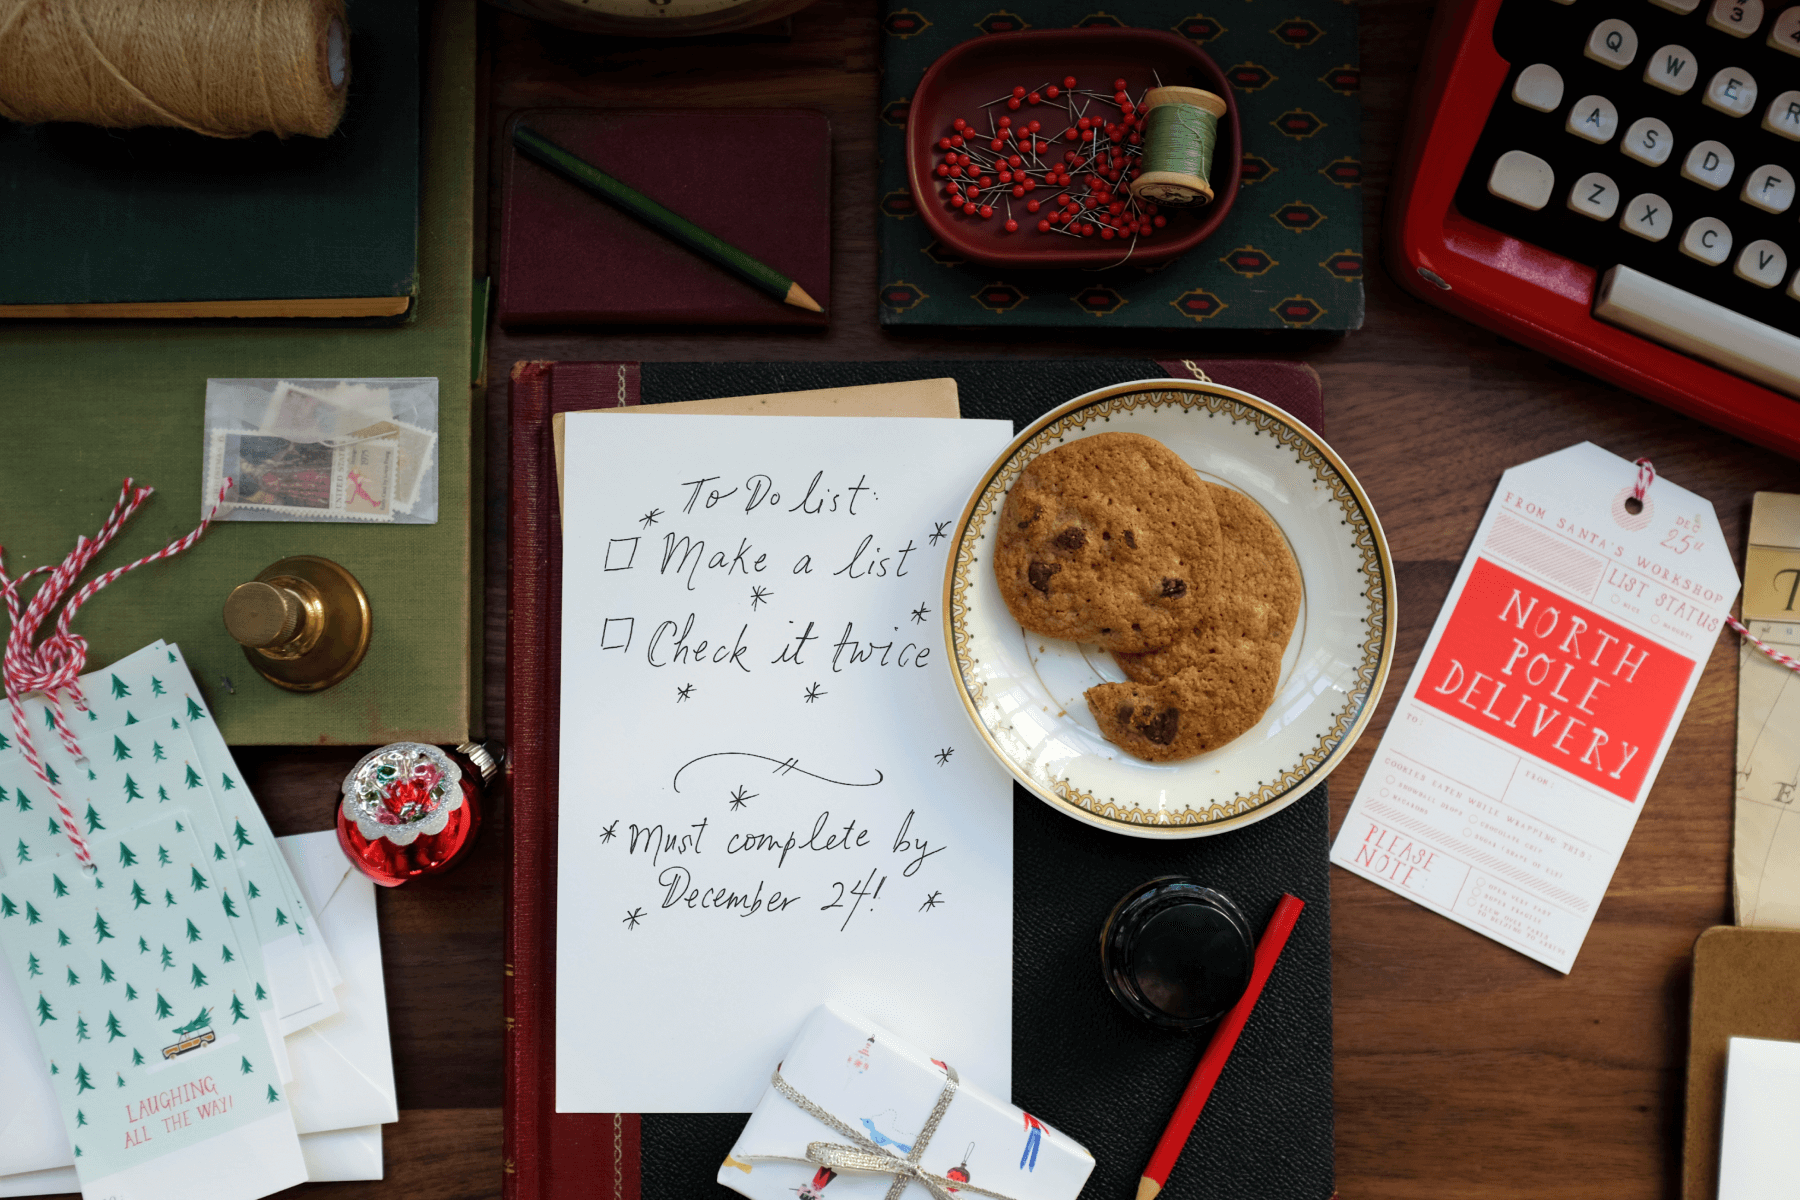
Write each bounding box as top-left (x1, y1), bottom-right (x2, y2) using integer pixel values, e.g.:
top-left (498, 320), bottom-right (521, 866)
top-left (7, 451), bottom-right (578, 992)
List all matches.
top-left (497, 109), bottom-right (831, 327)
top-left (505, 360), bottom-right (1331, 1200)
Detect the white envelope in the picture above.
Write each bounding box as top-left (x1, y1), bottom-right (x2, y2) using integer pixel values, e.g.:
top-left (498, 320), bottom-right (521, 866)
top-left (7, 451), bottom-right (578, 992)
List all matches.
top-left (0, 965), bottom-right (71, 1177)
top-left (277, 832), bottom-right (399, 1135)
top-left (0, 1125), bottom-right (383, 1194)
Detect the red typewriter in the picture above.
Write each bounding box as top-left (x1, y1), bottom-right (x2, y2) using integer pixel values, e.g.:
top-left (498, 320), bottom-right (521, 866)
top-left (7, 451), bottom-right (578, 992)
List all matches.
top-left (1388, 0), bottom-right (1800, 457)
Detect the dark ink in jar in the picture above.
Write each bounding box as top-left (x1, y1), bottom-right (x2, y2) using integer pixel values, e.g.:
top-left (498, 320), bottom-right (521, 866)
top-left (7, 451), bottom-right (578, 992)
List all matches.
top-left (1100, 876), bottom-right (1254, 1028)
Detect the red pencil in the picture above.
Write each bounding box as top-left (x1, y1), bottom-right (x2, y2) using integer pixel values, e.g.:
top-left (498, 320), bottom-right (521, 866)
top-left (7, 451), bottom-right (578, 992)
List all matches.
top-left (1135, 892), bottom-right (1307, 1200)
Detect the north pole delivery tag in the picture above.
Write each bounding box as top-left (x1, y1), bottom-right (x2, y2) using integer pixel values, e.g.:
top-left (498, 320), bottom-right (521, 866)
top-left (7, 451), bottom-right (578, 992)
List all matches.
top-left (1330, 444), bottom-right (1739, 973)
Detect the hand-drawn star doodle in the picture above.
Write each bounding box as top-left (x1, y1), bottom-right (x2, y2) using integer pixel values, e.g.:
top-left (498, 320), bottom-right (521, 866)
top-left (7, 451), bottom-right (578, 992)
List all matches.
top-left (920, 892), bottom-right (943, 912)
top-left (803, 682), bottom-right (825, 703)
top-left (599, 820), bottom-right (619, 844)
top-left (639, 508), bottom-right (663, 529)
top-left (934, 747), bottom-right (954, 766)
top-left (910, 602), bottom-right (931, 624)
top-left (750, 585), bottom-right (772, 610)
top-left (729, 785), bottom-right (755, 810)
top-left (623, 907), bottom-right (645, 930)
top-left (928, 520), bottom-right (952, 546)
top-left (676, 683), bottom-right (695, 703)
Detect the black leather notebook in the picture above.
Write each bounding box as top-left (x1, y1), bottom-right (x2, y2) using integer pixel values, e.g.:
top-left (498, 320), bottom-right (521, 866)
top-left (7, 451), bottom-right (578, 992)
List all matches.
top-left (522, 359), bottom-right (1336, 1200)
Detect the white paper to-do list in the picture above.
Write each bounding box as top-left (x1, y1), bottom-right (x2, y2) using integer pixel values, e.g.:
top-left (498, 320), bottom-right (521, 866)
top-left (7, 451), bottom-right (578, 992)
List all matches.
top-left (555, 413), bottom-right (1016, 1113)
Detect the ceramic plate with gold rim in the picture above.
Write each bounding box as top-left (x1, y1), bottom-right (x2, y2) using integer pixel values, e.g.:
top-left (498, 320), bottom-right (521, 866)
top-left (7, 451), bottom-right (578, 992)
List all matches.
top-left (941, 380), bottom-right (1394, 838)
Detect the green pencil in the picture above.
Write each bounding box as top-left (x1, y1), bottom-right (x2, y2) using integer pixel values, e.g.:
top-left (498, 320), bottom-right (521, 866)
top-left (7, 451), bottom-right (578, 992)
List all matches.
top-left (512, 124), bottom-right (823, 314)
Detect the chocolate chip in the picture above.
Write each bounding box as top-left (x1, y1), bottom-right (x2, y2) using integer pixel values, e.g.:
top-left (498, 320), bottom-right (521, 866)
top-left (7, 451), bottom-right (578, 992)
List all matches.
top-left (1140, 707), bottom-right (1180, 745)
top-left (1115, 703), bottom-right (1135, 724)
top-left (1027, 561), bottom-right (1061, 594)
top-left (1123, 530), bottom-right (1137, 549)
top-left (1052, 527), bottom-right (1087, 551)
top-left (1016, 504), bottom-right (1042, 529)
top-left (1160, 577), bottom-right (1187, 598)
top-left (1101, 531), bottom-right (1111, 540)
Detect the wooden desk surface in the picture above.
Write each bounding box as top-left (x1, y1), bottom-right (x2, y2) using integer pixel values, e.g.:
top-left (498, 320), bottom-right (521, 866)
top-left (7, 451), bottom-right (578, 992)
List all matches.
top-left (222, 3), bottom-right (1799, 1200)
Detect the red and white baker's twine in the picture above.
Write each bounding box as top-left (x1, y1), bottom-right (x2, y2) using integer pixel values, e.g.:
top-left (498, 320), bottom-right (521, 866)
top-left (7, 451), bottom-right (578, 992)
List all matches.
top-left (0, 478), bottom-right (230, 869)
top-left (1633, 458), bottom-right (1798, 676)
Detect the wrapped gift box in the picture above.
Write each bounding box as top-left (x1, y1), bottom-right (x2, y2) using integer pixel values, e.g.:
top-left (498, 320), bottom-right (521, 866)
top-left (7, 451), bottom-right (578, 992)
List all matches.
top-left (719, 1004), bottom-right (1095, 1200)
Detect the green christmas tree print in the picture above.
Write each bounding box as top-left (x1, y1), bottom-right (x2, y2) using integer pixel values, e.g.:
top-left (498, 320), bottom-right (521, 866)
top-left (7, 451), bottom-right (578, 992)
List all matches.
top-left (151, 676), bottom-right (165, 696)
top-left (24, 900), bottom-right (40, 923)
top-left (152, 741), bottom-right (165, 762)
top-left (0, 894), bottom-right (14, 918)
top-left (44, 764), bottom-right (58, 785)
top-left (240, 1056), bottom-right (253, 1075)
top-left (189, 866), bottom-right (209, 892)
top-left (174, 819), bottom-right (184, 832)
top-left (163, 889), bottom-right (177, 907)
top-left (246, 880), bottom-right (261, 899)
top-left (186, 698), bottom-right (205, 721)
top-left (66, 966), bottom-right (79, 985)
top-left (116, 1073), bottom-right (125, 1088)
top-left (75, 1016), bottom-right (89, 1041)
top-left (99, 960), bottom-right (115, 983)
top-left (74, 1065), bottom-right (94, 1093)
top-left (132, 1048), bottom-right (144, 1065)
top-left (46, 816), bottom-right (58, 836)
top-left (0, 728), bottom-right (8, 748)
top-left (157, 845), bottom-right (171, 866)
top-left (35, 994), bottom-right (54, 1022)
top-left (40, 708), bottom-right (52, 730)
top-left (160, 945), bottom-right (174, 970)
top-left (220, 943), bottom-right (234, 963)
top-left (154, 992), bottom-right (173, 1019)
top-left (232, 819), bottom-right (253, 848)
top-left (184, 918), bottom-right (202, 943)
top-left (136, 936), bottom-right (149, 953)
top-left (105, 1012), bottom-right (124, 1041)
top-left (83, 804), bottom-right (103, 833)
top-left (27, 953), bottom-right (41, 977)
top-left (212, 844), bottom-right (226, 862)
top-left (56, 928), bottom-right (71, 947)
top-left (274, 908), bottom-right (289, 927)
top-left (266, 1085), bottom-right (279, 1103)
top-left (49, 1062), bottom-right (57, 1074)
top-left (110, 675), bottom-right (129, 699)
top-left (189, 963), bottom-right (208, 989)
top-left (123, 775), bottom-right (142, 802)
top-left (221, 893), bottom-right (239, 919)
top-left (124, 712), bottom-right (138, 726)
top-left (77, 1109), bottom-right (87, 1125)
top-left (254, 982), bottom-right (267, 1001)
top-left (118, 842), bottom-right (138, 867)
top-left (169, 716), bottom-right (179, 731)
top-left (156, 785), bottom-right (169, 803)
top-left (51, 875), bottom-right (68, 898)
top-left (17, 839), bottom-right (30, 864)
top-left (111, 735), bottom-right (130, 762)
top-left (130, 881), bottom-right (149, 908)
top-left (183, 764), bottom-right (201, 789)
top-left (230, 993), bottom-right (249, 1023)
top-left (221, 773), bottom-right (237, 791)
top-left (94, 911), bottom-right (114, 942)
top-left (124, 983), bottom-right (138, 1001)
top-left (13, 787), bottom-right (29, 812)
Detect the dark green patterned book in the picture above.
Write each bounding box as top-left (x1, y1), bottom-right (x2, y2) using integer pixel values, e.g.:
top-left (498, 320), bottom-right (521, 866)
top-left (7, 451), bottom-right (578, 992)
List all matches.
top-left (876, 0), bottom-right (1362, 329)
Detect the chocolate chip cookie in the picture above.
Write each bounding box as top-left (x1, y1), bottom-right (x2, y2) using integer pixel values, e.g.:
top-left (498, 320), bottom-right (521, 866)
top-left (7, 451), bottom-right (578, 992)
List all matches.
top-left (1084, 647), bottom-right (1281, 763)
top-left (992, 432), bottom-right (1220, 654)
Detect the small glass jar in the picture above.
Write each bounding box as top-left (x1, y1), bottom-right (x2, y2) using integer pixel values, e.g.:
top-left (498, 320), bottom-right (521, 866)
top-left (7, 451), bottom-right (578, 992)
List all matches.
top-left (336, 740), bottom-right (502, 886)
top-left (1100, 876), bottom-right (1254, 1029)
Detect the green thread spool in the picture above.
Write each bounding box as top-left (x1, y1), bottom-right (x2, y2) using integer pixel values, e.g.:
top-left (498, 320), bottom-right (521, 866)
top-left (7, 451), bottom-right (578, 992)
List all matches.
top-left (1130, 86), bottom-right (1228, 208)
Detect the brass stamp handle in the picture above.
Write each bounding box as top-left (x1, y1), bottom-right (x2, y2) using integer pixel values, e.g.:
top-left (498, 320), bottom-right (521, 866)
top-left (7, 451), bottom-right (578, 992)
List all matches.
top-left (223, 556), bottom-right (371, 692)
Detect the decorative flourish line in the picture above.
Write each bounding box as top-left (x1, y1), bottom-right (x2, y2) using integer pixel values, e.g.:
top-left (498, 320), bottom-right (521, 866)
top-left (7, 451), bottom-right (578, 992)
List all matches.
top-left (672, 752), bottom-right (884, 793)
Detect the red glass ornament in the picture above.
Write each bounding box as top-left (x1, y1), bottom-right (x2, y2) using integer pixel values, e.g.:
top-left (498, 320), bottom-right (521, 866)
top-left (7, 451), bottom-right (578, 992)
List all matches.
top-left (336, 741), bottom-right (502, 886)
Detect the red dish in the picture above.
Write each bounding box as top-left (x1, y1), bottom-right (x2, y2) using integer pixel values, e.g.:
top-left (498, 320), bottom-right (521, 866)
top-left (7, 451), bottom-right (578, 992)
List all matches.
top-left (907, 29), bottom-right (1240, 270)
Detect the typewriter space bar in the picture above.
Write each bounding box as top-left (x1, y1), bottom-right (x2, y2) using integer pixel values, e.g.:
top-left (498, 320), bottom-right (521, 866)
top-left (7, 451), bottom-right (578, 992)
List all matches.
top-left (1593, 266), bottom-right (1800, 400)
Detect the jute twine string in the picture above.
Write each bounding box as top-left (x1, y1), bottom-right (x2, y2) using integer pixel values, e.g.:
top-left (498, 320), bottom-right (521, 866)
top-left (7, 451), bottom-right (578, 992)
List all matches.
top-left (0, 0), bottom-right (348, 139)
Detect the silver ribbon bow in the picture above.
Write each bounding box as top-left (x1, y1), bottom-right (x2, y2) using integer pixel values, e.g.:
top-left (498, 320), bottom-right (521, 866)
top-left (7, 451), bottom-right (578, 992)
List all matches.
top-left (741, 1066), bottom-right (1022, 1200)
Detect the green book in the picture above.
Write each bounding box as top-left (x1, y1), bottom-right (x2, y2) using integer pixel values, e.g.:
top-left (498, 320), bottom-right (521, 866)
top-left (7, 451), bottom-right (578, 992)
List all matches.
top-left (0, 0), bottom-right (479, 746)
top-left (0, 3), bottom-right (419, 320)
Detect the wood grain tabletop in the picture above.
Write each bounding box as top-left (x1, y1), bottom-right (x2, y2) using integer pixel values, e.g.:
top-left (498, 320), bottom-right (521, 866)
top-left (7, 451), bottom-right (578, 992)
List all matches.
top-left (204, 3), bottom-right (1800, 1200)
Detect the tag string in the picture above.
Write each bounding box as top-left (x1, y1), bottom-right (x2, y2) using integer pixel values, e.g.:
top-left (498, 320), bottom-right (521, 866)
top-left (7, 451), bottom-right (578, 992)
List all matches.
top-left (1632, 457), bottom-right (1798, 677)
top-left (0, 478), bottom-right (231, 868)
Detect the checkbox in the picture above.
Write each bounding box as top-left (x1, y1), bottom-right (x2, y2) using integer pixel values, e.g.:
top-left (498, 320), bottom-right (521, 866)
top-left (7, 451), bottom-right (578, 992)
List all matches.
top-left (601, 618), bottom-right (634, 652)
top-left (604, 537), bottom-right (639, 571)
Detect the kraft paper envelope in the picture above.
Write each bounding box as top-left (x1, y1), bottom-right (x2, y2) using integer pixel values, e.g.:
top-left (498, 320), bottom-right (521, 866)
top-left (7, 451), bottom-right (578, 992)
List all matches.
top-left (278, 831), bottom-right (398, 1134)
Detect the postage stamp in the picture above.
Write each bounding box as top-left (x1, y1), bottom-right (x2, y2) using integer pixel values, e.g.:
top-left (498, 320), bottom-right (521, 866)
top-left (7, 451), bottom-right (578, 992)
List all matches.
top-left (341, 419), bottom-right (437, 514)
top-left (207, 431), bottom-right (398, 521)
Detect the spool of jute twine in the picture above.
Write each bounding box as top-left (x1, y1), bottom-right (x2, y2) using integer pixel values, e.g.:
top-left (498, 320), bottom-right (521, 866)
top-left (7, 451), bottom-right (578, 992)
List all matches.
top-left (0, 0), bottom-right (350, 139)
top-left (1129, 85), bottom-right (1227, 208)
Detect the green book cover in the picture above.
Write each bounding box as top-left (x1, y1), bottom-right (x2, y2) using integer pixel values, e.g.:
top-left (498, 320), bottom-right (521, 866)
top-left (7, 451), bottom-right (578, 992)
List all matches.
top-left (876, 0), bottom-right (1363, 329)
top-left (0, 2), bottom-right (419, 313)
top-left (0, 0), bottom-right (478, 746)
